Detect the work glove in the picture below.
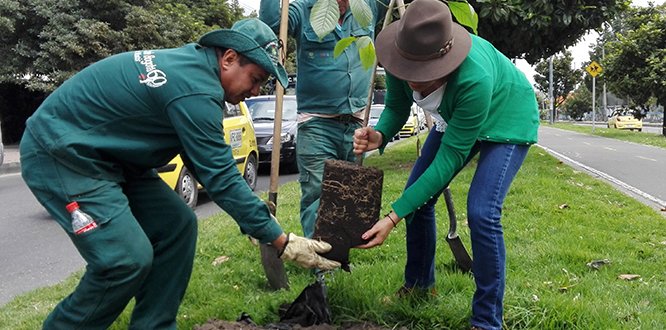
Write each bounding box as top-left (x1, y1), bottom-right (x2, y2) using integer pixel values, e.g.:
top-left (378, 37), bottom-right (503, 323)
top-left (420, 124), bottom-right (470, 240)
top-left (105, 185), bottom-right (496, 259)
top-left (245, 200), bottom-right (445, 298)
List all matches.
top-left (278, 233), bottom-right (341, 270)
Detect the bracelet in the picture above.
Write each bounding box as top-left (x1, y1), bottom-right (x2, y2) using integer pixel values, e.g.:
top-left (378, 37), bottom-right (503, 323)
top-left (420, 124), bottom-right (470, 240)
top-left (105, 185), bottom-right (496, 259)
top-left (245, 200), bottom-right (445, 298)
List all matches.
top-left (384, 212), bottom-right (397, 227)
top-left (277, 232), bottom-right (290, 258)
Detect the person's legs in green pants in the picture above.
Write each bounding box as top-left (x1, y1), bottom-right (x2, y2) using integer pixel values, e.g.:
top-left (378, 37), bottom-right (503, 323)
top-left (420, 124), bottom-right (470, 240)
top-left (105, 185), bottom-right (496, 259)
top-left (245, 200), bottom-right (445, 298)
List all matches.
top-left (20, 135), bottom-right (197, 329)
top-left (296, 117), bottom-right (360, 238)
top-left (123, 174), bottom-right (198, 329)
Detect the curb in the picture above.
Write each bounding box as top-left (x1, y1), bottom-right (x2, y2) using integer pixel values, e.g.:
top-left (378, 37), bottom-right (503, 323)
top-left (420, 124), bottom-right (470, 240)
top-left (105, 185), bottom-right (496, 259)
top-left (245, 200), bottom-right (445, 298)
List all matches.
top-left (0, 162), bottom-right (21, 175)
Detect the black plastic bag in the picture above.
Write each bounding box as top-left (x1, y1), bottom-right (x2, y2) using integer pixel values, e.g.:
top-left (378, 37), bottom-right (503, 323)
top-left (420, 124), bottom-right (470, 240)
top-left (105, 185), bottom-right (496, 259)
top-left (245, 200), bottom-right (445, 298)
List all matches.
top-left (279, 280), bottom-right (331, 326)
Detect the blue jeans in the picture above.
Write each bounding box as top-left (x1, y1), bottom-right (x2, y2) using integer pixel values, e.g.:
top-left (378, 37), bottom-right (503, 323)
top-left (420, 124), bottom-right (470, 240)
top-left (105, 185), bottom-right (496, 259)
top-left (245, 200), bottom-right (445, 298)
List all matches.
top-left (296, 117), bottom-right (360, 237)
top-left (403, 130), bottom-right (529, 330)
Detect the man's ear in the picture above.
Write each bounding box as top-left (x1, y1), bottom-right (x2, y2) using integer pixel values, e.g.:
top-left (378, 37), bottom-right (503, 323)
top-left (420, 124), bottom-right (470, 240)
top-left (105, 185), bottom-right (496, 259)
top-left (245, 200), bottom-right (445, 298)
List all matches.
top-left (218, 49), bottom-right (239, 71)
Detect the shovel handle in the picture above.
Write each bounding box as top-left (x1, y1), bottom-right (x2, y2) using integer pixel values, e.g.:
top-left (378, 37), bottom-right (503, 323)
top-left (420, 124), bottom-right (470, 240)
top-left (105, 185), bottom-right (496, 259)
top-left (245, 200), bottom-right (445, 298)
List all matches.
top-left (356, 0), bottom-right (400, 167)
top-left (443, 187), bottom-right (458, 238)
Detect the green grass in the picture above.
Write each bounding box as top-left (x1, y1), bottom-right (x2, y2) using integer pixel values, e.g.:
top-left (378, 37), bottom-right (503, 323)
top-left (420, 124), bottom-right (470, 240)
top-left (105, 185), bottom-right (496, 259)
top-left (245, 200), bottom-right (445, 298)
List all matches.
top-left (548, 122), bottom-right (666, 149)
top-left (2, 136), bottom-right (666, 329)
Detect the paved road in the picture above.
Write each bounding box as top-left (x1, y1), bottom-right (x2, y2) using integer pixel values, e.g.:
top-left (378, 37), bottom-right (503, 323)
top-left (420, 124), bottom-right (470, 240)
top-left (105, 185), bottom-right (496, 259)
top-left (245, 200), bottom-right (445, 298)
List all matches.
top-left (0, 172), bottom-right (85, 307)
top-left (537, 126), bottom-right (666, 212)
top-left (0, 169), bottom-right (296, 307)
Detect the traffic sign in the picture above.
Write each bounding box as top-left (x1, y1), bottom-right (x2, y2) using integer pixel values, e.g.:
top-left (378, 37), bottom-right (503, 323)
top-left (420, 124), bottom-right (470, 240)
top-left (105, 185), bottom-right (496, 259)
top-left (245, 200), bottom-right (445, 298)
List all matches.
top-left (586, 61), bottom-right (603, 77)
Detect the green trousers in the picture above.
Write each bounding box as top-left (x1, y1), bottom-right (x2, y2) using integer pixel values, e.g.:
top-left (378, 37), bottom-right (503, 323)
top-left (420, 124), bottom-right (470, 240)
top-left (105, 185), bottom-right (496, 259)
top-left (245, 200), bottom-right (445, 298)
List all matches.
top-left (20, 133), bottom-right (198, 330)
top-left (296, 117), bottom-right (360, 238)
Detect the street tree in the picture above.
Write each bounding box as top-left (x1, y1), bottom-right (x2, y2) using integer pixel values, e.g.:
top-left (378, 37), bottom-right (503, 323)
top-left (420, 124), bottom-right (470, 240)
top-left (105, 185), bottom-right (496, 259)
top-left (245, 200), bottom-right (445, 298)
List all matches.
top-left (533, 51), bottom-right (581, 117)
top-left (562, 85), bottom-right (593, 121)
top-left (0, 0), bottom-right (247, 142)
top-left (0, 0), bottom-right (246, 92)
top-left (602, 3), bottom-right (665, 132)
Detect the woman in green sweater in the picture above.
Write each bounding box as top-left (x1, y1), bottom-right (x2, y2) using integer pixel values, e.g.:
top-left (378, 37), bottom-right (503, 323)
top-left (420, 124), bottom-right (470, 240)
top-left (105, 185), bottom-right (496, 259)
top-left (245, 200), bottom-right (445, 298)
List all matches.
top-left (353, 0), bottom-right (539, 329)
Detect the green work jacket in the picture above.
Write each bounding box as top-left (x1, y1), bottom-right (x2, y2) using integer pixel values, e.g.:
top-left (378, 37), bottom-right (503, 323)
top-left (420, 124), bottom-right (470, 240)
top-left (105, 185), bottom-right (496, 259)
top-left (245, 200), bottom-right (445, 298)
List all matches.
top-left (374, 34), bottom-right (540, 219)
top-left (25, 44), bottom-right (282, 243)
top-left (260, 0), bottom-right (388, 114)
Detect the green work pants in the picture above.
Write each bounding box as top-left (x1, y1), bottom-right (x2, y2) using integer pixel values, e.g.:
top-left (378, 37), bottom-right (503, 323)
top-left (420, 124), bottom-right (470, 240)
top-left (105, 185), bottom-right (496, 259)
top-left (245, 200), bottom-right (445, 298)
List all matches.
top-left (296, 117), bottom-right (360, 238)
top-left (20, 133), bottom-right (198, 330)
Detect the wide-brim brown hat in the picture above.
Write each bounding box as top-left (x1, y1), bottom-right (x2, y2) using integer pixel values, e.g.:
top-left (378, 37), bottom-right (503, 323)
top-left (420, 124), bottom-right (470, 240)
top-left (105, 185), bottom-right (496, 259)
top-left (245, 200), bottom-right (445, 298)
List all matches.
top-left (376, 0), bottom-right (472, 82)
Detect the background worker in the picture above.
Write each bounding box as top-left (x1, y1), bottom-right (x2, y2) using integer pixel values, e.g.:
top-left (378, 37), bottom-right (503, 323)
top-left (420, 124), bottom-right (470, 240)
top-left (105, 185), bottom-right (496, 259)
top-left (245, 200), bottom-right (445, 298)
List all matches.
top-left (20, 18), bottom-right (339, 329)
top-left (353, 1), bottom-right (539, 329)
top-left (260, 0), bottom-right (388, 238)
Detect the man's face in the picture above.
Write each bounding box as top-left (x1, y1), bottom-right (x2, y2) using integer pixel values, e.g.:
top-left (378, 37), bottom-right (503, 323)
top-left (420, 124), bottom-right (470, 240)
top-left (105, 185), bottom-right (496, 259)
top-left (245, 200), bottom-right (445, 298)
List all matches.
top-left (219, 50), bottom-right (269, 104)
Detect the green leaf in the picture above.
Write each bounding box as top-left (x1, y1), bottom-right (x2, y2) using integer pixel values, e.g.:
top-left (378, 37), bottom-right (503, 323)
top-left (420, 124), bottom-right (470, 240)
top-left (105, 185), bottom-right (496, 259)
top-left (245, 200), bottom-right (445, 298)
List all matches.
top-left (334, 36), bottom-right (356, 57)
top-left (449, 2), bottom-right (479, 34)
top-left (310, 0), bottom-right (339, 40)
top-left (356, 36), bottom-right (375, 70)
top-left (349, 0), bottom-right (372, 28)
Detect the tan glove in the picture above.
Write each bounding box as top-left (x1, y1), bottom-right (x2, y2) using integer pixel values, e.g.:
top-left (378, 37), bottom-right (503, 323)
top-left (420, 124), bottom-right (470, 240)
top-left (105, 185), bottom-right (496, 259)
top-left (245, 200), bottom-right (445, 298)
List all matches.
top-left (278, 233), bottom-right (341, 270)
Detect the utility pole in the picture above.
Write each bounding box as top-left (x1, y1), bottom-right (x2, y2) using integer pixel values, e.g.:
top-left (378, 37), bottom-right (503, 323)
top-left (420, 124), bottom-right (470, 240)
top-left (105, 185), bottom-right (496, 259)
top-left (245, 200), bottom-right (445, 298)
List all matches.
top-left (602, 23), bottom-right (608, 119)
top-left (548, 56), bottom-right (555, 124)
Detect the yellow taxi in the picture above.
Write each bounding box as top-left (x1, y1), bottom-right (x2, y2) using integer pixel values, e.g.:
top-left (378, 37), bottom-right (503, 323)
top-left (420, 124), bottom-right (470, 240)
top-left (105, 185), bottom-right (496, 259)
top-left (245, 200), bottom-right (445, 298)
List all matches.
top-left (157, 101), bottom-right (259, 208)
top-left (399, 104), bottom-right (426, 138)
top-left (607, 109), bottom-right (643, 132)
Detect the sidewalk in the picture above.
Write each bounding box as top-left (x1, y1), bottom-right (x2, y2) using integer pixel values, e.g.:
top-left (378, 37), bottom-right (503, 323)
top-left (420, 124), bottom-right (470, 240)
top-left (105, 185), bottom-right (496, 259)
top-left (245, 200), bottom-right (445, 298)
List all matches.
top-left (0, 144), bottom-right (21, 175)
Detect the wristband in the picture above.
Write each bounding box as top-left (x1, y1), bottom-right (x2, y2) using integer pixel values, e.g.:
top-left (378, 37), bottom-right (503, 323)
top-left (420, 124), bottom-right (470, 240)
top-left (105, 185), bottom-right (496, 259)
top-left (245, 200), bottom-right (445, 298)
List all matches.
top-left (277, 232), bottom-right (290, 257)
top-left (384, 212), bottom-right (397, 227)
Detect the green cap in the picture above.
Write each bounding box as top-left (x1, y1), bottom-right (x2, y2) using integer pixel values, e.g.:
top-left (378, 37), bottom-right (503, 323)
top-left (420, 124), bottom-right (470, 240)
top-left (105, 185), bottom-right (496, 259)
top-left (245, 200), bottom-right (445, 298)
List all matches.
top-left (199, 18), bottom-right (288, 87)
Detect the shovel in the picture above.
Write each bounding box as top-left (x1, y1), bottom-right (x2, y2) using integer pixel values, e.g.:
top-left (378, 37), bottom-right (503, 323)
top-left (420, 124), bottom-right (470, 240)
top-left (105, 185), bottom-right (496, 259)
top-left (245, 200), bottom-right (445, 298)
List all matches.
top-left (257, 0), bottom-right (291, 291)
top-left (416, 103), bottom-right (472, 273)
top-left (443, 187), bottom-right (473, 273)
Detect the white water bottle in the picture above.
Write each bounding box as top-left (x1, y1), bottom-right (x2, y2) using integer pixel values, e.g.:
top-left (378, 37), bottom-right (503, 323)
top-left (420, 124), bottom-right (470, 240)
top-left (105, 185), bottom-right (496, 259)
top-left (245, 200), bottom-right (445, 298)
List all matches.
top-left (66, 202), bottom-right (98, 235)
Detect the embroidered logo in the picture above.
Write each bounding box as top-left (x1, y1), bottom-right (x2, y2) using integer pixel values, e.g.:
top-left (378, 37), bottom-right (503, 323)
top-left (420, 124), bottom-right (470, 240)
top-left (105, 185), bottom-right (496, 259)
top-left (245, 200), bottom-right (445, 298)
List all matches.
top-left (263, 41), bottom-right (279, 67)
top-left (134, 50), bottom-right (167, 88)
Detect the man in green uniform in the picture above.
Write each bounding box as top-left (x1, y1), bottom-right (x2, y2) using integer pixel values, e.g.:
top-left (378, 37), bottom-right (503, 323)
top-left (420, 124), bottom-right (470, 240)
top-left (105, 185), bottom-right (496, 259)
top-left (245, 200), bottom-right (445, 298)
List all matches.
top-left (259, 0), bottom-right (389, 238)
top-left (20, 18), bottom-right (339, 329)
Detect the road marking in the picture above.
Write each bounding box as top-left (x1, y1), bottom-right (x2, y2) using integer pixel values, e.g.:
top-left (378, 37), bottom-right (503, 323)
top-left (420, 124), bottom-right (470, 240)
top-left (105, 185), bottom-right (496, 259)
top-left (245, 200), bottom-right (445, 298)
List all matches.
top-left (583, 142), bottom-right (592, 146)
top-left (537, 144), bottom-right (666, 209)
top-left (603, 147), bottom-right (616, 151)
top-left (636, 155), bottom-right (657, 162)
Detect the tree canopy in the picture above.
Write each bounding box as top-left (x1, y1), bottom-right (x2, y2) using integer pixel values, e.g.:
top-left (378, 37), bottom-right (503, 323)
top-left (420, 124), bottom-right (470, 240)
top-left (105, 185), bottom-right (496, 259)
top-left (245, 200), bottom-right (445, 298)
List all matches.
top-left (533, 51), bottom-right (581, 113)
top-left (602, 3), bottom-right (666, 117)
top-left (0, 0), bottom-right (246, 92)
top-left (469, 0), bottom-right (628, 64)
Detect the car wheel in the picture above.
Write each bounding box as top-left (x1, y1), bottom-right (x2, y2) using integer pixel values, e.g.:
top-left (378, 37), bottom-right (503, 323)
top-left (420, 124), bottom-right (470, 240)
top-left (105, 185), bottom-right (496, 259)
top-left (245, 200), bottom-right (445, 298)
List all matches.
top-left (638, 128), bottom-right (642, 132)
top-left (176, 166), bottom-right (198, 209)
top-left (244, 154), bottom-right (258, 191)
top-left (284, 158), bottom-right (299, 174)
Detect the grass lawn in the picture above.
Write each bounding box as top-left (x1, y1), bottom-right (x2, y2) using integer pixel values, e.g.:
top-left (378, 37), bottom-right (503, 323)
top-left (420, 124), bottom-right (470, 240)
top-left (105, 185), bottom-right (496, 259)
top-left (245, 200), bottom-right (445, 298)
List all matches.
top-left (548, 122), bottom-right (666, 149)
top-left (1, 135), bottom-right (665, 329)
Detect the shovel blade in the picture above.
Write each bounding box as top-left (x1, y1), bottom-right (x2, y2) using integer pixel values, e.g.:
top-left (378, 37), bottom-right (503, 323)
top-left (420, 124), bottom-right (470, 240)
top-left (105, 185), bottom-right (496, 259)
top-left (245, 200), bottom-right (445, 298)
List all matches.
top-left (260, 243), bottom-right (289, 290)
top-left (313, 159), bottom-right (383, 271)
top-left (446, 235), bottom-right (473, 273)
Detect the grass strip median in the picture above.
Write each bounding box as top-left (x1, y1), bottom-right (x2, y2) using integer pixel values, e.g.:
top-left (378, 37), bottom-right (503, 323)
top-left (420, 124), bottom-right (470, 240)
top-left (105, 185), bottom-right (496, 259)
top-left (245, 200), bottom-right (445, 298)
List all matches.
top-left (1, 134), bottom-right (665, 329)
